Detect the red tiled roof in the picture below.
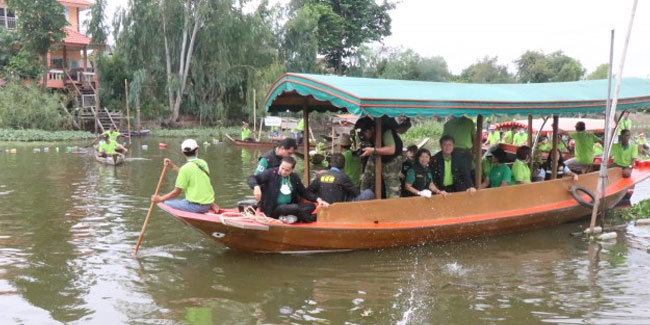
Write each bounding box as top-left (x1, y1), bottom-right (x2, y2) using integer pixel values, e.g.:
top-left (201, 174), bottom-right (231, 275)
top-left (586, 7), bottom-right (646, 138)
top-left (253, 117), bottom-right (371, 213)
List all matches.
top-left (63, 27), bottom-right (91, 46)
top-left (59, 0), bottom-right (92, 9)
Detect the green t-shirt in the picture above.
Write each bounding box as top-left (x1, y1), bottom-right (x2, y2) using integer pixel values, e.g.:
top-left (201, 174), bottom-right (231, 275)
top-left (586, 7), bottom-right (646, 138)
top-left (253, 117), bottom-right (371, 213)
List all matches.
top-left (378, 129), bottom-right (395, 147)
top-left (618, 118), bottom-right (632, 135)
top-left (538, 142), bottom-right (552, 151)
top-left (443, 117), bottom-right (475, 150)
top-left (511, 159), bottom-right (531, 184)
top-left (593, 144), bottom-right (603, 156)
top-left (611, 143), bottom-right (638, 167)
top-left (98, 141), bottom-right (118, 155)
top-left (277, 176), bottom-right (293, 205)
top-left (512, 132), bottom-right (528, 146)
top-left (255, 158), bottom-right (269, 175)
top-left (175, 158), bottom-right (215, 205)
top-left (103, 130), bottom-right (120, 143)
top-left (342, 149), bottom-right (362, 187)
top-left (241, 128), bottom-right (252, 140)
top-left (487, 131), bottom-right (501, 146)
top-left (297, 119), bottom-right (304, 131)
top-left (503, 130), bottom-right (514, 144)
top-left (570, 131), bottom-right (601, 164)
top-left (488, 163), bottom-right (512, 188)
top-left (443, 158), bottom-right (454, 186)
top-left (637, 136), bottom-right (648, 146)
top-left (481, 157), bottom-right (493, 179)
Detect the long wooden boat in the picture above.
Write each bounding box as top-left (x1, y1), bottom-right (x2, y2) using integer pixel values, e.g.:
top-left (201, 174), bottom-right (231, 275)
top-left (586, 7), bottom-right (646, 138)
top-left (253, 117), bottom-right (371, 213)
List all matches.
top-left (158, 166), bottom-right (650, 253)
top-left (224, 133), bottom-right (316, 149)
top-left (95, 154), bottom-right (125, 166)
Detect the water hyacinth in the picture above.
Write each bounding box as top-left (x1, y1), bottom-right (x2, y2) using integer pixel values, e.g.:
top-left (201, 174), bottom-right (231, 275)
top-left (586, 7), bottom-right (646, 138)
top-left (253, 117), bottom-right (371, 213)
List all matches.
top-left (0, 129), bottom-right (95, 142)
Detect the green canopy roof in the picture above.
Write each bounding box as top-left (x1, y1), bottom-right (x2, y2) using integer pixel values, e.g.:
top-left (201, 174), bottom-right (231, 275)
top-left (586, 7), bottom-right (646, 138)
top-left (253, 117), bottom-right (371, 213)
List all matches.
top-left (264, 73), bottom-right (650, 117)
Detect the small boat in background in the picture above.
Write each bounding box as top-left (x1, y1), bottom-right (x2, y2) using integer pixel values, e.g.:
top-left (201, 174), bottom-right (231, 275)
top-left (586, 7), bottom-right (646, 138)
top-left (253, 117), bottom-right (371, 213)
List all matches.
top-left (95, 154), bottom-right (125, 166)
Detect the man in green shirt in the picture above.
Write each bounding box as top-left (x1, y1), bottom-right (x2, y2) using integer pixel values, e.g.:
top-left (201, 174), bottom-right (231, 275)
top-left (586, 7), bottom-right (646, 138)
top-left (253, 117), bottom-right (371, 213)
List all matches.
top-left (635, 131), bottom-right (649, 155)
top-left (618, 111), bottom-right (632, 136)
top-left (481, 148), bottom-right (512, 188)
top-left (566, 121), bottom-right (602, 174)
top-left (241, 122), bottom-right (254, 141)
top-left (611, 129), bottom-right (638, 178)
top-left (152, 139), bottom-right (218, 213)
top-left (512, 129), bottom-right (528, 146)
top-left (502, 126), bottom-right (516, 144)
top-left (97, 134), bottom-right (127, 157)
top-left (296, 118), bottom-right (305, 145)
top-left (511, 146), bottom-right (531, 184)
top-left (338, 134), bottom-right (362, 187)
top-left (486, 126), bottom-right (501, 146)
top-left (255, 138), bottom-right (297, 175)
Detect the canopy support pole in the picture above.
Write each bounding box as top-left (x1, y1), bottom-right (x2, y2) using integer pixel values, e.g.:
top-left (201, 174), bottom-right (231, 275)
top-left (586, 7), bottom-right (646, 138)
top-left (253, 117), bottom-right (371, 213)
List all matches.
top-left (474, 114), bottom-right (483, 189)
top-left (527, 114), bottom-right (533, 171)
top-left (551, 115), bottom-right (560, 179)
top-left (125, 79), bottom-right (131, 145)
top-left (303, 104), bottom-right (310, 186)
top-left (375, 117), bottom-right (383, 200)
top-left (590, 0), bottom-right (638, 234)
top-left (530, 115), bottom-right (550, 170)
top-left (253, 89), bottom-right (257, 134)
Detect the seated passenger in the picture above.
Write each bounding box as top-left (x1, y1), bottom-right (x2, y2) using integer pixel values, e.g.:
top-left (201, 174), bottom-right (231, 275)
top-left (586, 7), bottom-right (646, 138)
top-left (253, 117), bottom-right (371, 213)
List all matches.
top-left (404, 149), bottom-right (449, 197)
top-left (502, 126), bottom-right (516, 144)
top-left (308, 153), bottom-right (375, 203)
top-left (248, 156), bottom-right (329, 223)
top-left (512, 128), bottom-right (528, 146)
top-left (540, 148), bottom-right (579, 182)
top-left (480, 148), bottom-right (511, 188)
top-left (151, 139), bottom-right (219, 213)
top-left (241, 122), bottom-right (254, 142)
top-left (430, 135), bottom-right (476, 193)
top-left (401, 144), bottom-right (418, 196)
top-left (97, 134), bottom-right (128, 157)
top-left (636, 131), bottom-right (649, 155)
top-left (610, 129), bottom-right (638, 178)
top-left (511, 146), bottom-right (532, 184)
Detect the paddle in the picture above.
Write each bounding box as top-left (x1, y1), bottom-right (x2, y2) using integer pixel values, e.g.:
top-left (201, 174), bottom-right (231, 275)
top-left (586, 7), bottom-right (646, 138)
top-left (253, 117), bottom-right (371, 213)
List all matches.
top-left (133, 162), bottom-right (169, 255)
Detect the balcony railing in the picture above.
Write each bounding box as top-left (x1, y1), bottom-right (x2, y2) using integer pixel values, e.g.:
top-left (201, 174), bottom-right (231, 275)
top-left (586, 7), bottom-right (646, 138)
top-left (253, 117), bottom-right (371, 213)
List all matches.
top-left (48, 70), bottom-right (64, 81)
top-left (0, 17), bottom-right (16, 30)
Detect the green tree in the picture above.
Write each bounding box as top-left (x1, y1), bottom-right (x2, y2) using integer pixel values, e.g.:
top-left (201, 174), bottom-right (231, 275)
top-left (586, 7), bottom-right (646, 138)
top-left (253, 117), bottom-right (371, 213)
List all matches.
top-left (6, 0), bottom-right (67, 89)
top-left (515, 50), bottom-right (584, 83)
top-left (459, 56), bottom-right (514, 83)
top-left (547, 51), bottom-right (585, 81)
top-left (587, 63), bottom-right (609, 80)
top-left (287, 0), bottom-right (394, 74)
top-left (353, 47), bottom-right (450, 81)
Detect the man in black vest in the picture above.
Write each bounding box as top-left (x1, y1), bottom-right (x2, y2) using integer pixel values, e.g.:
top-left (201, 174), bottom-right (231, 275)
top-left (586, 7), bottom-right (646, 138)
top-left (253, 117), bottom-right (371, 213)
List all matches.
top-left (308, 154), bottom-right (375, 203)
top-left (430, 135), bottom-right (477, 193)
top-left (248, 156), bottom-right (329, 223)
top-left (356, 117), bottom-right (404, 198)
top-left (254, 138), bottom-right (297, 175)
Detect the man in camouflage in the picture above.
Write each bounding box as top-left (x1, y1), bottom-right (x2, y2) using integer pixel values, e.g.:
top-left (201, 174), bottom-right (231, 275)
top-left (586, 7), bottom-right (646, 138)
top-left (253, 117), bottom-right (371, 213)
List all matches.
top-left (356, 117), bottom-right (404, 199)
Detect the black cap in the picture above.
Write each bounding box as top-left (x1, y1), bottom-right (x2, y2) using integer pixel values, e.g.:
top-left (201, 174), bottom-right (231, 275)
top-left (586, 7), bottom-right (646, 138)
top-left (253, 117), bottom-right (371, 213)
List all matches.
top-left (354, 117), bottom-right (375, 131)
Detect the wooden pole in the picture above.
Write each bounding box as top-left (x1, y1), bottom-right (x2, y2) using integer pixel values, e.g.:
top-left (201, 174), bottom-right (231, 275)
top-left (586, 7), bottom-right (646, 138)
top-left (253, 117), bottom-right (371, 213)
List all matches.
top-left (474, 114), bottom-right (483, 189)
top-left (590, 1), bottom-right (638, 234)
top-left (331, 122), bottom-right (335, 155)
top-left (527, 114), bottom-right (534, 171)
top-left (257, 117), bottom-right (264, 141)
top-left (133, 163), bottom-right (168, 255)
top-left (253, 89), bottom-right (257, 133)
top-left (374, 117), bottom-right (383, 199)
top-left (551, 115), bottom-right (559, 179)
top-left (125, 79), bottom-right (132, 145)
top-left (303, 106), bottom-right (310, 186)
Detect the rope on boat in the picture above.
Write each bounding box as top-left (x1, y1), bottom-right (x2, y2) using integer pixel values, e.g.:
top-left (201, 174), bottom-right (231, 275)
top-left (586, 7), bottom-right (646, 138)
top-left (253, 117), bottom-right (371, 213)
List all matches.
top-left (210, 206), bottom-right (281, 226)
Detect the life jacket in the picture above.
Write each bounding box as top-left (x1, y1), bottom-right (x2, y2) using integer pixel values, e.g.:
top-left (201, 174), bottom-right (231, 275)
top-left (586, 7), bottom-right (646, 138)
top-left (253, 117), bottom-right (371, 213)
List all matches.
top-left (259, 148), bottom-right (282, 170)
top-left (381, 129), bottom-right (403, 163)
top-left (410, 163), bottom-right (432, 192)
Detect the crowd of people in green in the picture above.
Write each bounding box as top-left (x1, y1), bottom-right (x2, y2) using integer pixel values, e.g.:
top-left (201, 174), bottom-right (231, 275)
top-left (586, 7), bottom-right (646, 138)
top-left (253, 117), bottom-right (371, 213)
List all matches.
top-left (150, 112), bottom-right (645, 224)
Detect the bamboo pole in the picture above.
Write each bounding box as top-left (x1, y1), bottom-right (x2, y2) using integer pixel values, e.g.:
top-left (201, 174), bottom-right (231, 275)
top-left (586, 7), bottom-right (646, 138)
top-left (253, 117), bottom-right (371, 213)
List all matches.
top-left (589, 1), bottom-right (638, 233)
top-left (303, 105), bottom-right (310, 186)
top-left (253, 89), bottom-right (257, 133)
top-left (125, 79), bottom-right (132, 145)
top-left (551, 116), bottom-right (559, 179)
top-left (374, 117), bottom-right (383, 199)
top-left (474, 114), bottom-right (483, 189)
top-left (133, 163), bottom-right (169, 255)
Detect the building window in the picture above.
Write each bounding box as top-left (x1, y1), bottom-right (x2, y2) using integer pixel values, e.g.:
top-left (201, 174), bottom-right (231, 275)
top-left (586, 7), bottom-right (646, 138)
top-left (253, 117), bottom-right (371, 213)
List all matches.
top-left (64, 7), bottom-right (69, 20)
top-left (0, 8), bottom-right (5, 29)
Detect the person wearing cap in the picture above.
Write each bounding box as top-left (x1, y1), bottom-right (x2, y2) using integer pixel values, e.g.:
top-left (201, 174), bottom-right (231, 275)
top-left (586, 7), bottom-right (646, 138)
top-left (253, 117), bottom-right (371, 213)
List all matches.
top-left (248, 156), bottom-right (328, 223)
top-left (610, 129), bottom-right (638, 178)
top-left (338, 133), bottom-right (362, 187)
top-left (635, 131), bottom-right (648, 155)
top-left (241, 122), bottom-right (254, 142)
top-left (255, 138), bottom-right (297, 175)
top-left (511, 146), bottom-right (532, 184)
top-left (151, 139), bottom-right (218, 213)
top-left (481, 148), bottom-right (512, 188)
top-left (486, 126), bottom-right (501, 146)
top-left (355, 117), bottom-right (404, 199)
top-left (430, 135), bottom-right (476, 193)
top-left (308, 153), bottom-right (375, 203)
top-left (566, 121), bottom-right (602, 174)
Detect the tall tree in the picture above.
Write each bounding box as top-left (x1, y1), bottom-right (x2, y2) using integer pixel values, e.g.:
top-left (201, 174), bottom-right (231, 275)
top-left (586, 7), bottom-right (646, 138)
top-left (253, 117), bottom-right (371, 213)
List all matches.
top-left (6, 0), bottom-right (67, 89)
top-left (587, 63), bottom-right (609, 80)
top-left (459, 56), bottom-right (514, 83)
top-left (287, 0), bottom-right (394, 74)
top-left (515, 50), bottom-right (585, 83)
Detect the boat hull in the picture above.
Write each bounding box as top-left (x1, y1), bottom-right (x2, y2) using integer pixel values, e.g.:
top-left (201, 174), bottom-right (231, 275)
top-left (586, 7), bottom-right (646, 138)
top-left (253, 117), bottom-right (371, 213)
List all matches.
top-left (95, 154), bottom-right (125, 165)
top-left (158, 167), bottom-right (650, 253)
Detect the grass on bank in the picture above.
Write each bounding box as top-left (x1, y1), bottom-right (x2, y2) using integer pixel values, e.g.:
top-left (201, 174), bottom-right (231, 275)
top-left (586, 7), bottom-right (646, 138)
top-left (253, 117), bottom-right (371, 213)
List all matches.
top-left (150, 127), bottom-right (240, 139)
top-left (0, 129), bottom-right (95, 142)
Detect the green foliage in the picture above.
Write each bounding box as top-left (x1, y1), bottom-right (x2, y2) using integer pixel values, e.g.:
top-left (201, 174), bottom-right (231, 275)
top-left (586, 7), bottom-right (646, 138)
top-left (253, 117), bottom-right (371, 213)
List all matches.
top-left (150, 127), bottom-right (239, 138)
top-left (459, 56), bottom-right (514, 83)
top-left (611, 199), bottom-right (650, 221)
top-left (515, 50), bottom-right (585, 83)
top-left (352, 47), bottom-right (450, 81)
top-left (0, 129), bottom-right (94, 141)
top-left (3, 49), bottom-right (42, 80)
top-left (0, 84), bottom-right (73, 130)
top-left (98, 53), bottom-right (130, 111)
top-left (401, 119), bottom-right (444, 145)
top-left (85, 0), bottom-right (109, 47)
top-left (587, 63), bottom-right (609, 80)
top-left (5, 0), bottom-right (67, 58)
top-left (0, 30), bottom-right (20, 68)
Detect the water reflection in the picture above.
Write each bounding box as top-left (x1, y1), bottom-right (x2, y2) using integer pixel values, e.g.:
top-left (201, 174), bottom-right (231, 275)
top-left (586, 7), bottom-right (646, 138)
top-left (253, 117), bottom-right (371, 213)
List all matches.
top-left (1, 138), bottom-right (650, 324)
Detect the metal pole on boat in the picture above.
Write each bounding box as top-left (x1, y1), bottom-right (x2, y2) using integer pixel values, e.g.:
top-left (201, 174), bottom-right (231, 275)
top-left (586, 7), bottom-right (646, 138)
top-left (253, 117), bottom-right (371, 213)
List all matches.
top-left (530, 115), bottom-right (550, 169)
top-left (589, 0), bottom-right (638, 233)
top-left (253, 88), bottom-right (257, 134)
top-left (475, 114), bottom-right (483, 189)
top-left (303, 103), bottom-right (310, 186)
top-left (551, 116), bottom-right (559, 179)
top-left (125, 79), bottom-right (132, 145)
top-left (375, 117), bottom-right (383, 199)
top-left (527, 115), bottom-right (533, 172)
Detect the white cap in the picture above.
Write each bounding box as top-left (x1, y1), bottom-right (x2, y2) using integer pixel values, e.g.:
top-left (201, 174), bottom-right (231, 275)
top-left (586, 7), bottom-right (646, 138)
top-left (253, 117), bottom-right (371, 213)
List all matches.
top-left (181, 139), bottom-right (199, 152)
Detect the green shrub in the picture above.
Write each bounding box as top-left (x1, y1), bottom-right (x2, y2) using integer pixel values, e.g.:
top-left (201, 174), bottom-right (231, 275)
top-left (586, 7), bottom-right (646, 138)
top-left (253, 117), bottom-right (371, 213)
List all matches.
top-left (401, 119), bottom-right (444, 145)
top-left (0, 84), bottom-right (73, 130)
top-left (151, 127), bottom-right (240, 138)
top-left (0, 129), bottom-right (94, 141)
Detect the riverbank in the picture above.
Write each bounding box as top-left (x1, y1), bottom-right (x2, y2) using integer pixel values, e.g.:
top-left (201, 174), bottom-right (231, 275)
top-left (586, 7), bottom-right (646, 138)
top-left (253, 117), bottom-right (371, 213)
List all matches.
top-left (0, 129), bottom-right (95, 142)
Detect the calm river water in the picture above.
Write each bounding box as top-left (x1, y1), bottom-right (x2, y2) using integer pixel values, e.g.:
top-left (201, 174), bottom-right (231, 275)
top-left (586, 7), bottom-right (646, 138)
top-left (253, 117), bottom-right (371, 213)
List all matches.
top-left (1, 137), bottom-right (650, 324)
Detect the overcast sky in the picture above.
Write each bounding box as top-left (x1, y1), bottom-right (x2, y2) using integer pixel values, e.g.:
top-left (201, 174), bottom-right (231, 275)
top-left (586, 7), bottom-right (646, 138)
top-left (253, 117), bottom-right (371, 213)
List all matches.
top-left (104, 0), bottom-right (650, 78)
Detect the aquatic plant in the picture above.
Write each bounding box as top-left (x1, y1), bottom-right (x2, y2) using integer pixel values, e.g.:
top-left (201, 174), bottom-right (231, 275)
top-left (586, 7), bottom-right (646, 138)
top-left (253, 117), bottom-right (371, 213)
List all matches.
top-left (0, 129), bottom-right (95, 141)
top-left (612, 199), bottom-right (650, 221)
